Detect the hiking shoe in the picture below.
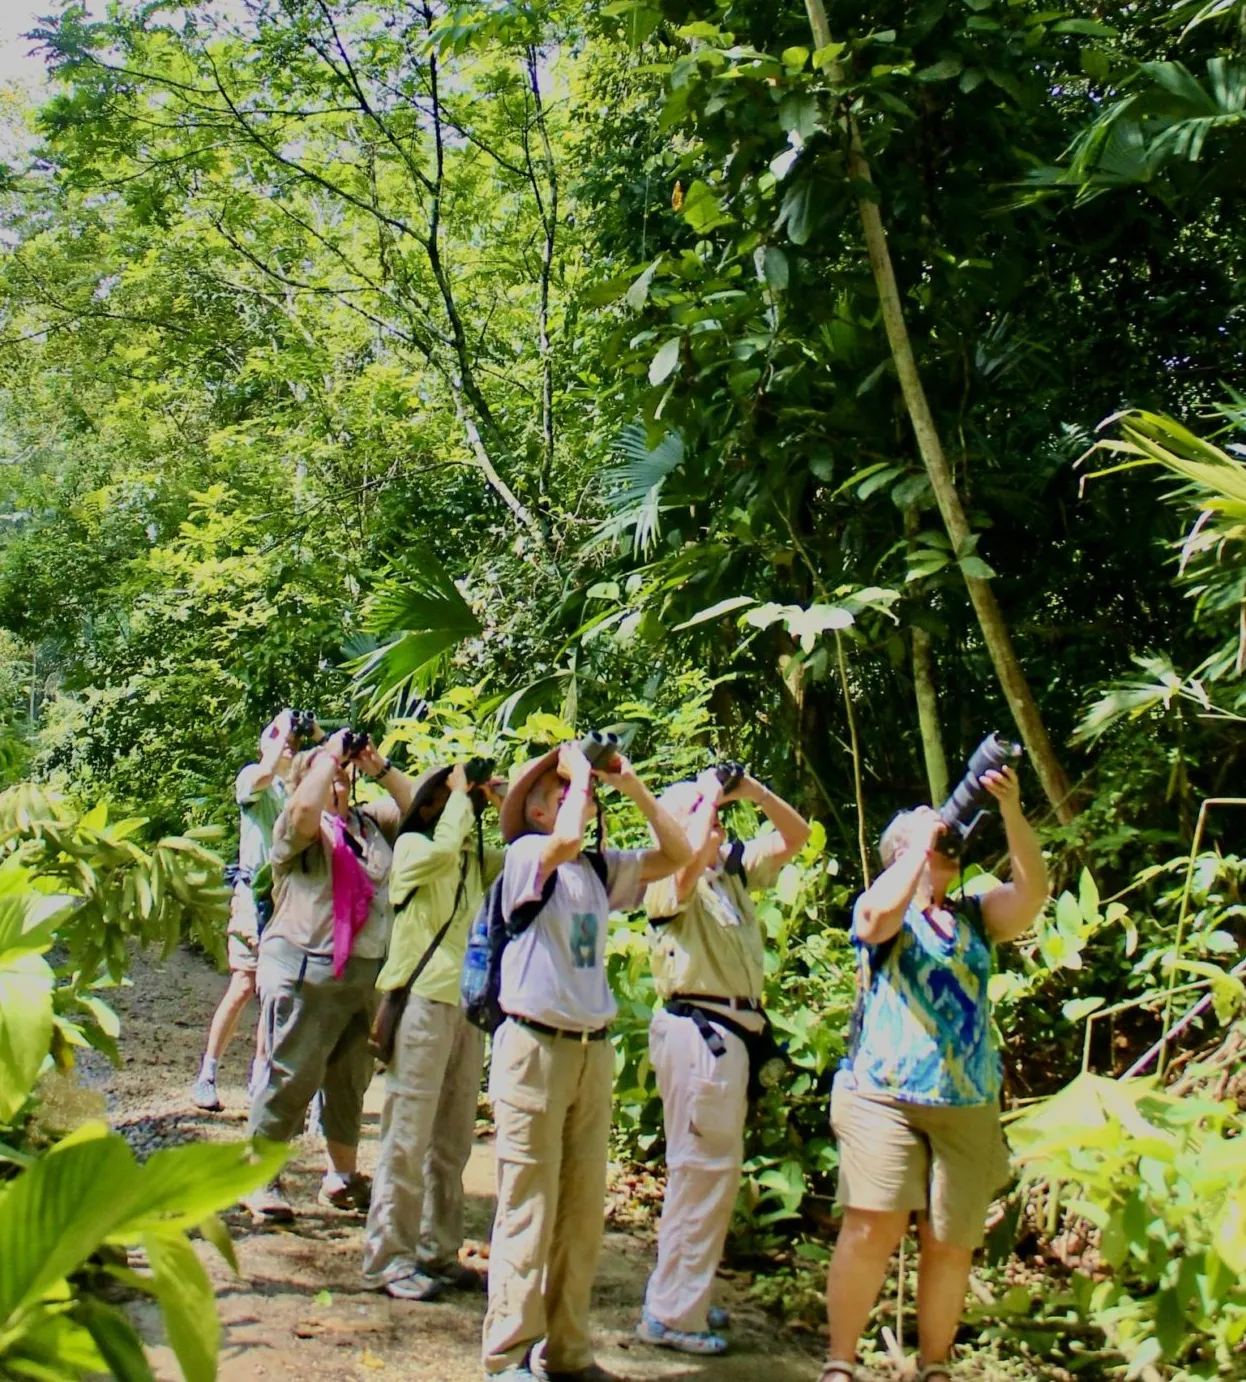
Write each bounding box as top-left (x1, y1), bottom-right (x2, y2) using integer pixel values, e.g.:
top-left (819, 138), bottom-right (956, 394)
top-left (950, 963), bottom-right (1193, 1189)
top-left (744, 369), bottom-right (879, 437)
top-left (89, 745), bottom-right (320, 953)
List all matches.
top-left (707, 1306), bottom-right (730, 1331)
top-left (380, 1270), bottom-right (443, 1301)
top-left (191, 1077), bottom-right (222, 1112)
top-left (437, 1262), bottom-right (486, 1292)
top-left (318, 1171), bottom-right (372, 1211)
top-left (537, 1365), bottom-right (620, 1382)
top-left (241, 1178), bottom-right (294, 1224)
top-left (635, 1308), bottom-right (727, 1355)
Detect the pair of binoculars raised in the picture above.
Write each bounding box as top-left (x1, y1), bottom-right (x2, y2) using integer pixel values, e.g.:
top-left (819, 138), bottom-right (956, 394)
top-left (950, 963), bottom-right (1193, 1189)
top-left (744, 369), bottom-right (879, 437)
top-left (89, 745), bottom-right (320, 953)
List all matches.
top-left (577, 730), bottom-right (622, 770)
top-left (289, 708), bottom-right (318, 742)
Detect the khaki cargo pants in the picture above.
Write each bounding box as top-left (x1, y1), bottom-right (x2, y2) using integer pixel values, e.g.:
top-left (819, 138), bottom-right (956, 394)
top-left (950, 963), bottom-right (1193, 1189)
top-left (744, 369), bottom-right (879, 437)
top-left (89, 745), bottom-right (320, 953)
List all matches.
top-left (481, 1018), bottom-right (613, 1376)
top-left (362, 994), bottom-right (484, 1287)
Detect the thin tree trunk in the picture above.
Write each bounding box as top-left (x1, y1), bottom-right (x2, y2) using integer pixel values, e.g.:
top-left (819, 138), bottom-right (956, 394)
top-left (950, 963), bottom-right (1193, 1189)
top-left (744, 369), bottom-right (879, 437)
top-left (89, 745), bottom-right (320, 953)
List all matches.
top-left (905, 508), bottom-right (949, 803)
top-left (450, 377), bottom-right (547, 547)
top-left (835, 632), bottom-right (872, 884)
top-left (804, 0), bottom-right (1075, 823)
top-left (526, 46), bottom-right (558, 500)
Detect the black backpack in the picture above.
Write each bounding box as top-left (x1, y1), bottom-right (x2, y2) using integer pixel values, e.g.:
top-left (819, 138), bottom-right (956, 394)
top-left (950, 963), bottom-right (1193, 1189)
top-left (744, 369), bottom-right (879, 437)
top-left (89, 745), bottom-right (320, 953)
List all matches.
top-left (462, 849), bottom-right (608, 1034)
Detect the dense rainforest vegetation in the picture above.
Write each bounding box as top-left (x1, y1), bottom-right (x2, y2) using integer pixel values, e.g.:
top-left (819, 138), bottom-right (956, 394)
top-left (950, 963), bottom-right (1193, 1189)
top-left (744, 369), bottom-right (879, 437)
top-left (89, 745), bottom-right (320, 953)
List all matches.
top-left (0, 0), bottom-right (1244, 1377)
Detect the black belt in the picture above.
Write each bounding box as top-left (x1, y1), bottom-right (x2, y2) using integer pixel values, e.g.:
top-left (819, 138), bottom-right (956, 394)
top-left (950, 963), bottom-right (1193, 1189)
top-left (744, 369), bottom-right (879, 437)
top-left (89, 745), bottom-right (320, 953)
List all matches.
top-left (510, 1015), bottom-right (610, 1044)
top-left (673, 992), bottom-right (761, 1012)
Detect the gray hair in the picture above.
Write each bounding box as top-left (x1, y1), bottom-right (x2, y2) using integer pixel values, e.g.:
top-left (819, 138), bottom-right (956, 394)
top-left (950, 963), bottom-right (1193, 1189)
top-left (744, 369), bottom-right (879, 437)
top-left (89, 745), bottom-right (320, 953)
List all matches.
top-left (879, 810), bottom-right (922, 869)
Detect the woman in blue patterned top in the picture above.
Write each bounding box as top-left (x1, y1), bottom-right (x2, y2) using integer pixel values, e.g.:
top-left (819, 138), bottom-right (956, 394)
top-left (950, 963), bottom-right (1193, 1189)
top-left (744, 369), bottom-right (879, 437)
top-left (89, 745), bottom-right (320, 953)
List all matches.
top-left (819, 766), bottom-right (1046, 1382)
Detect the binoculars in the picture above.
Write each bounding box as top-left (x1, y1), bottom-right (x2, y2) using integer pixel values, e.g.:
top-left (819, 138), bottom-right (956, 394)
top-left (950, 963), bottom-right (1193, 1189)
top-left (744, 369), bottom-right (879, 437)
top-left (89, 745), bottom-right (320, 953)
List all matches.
top-left (578, 730), bottom-right (622, 771)
top-left (289, 708), bottom-right (318, 742)
top-left (464, 756), bottom-right (497, 788)
top-left (935, 732), bottom-right (1022, 856)
top-left (715, 761), bottom-right (746, 795)
top-left (340, 729), bottom-right (371, 763)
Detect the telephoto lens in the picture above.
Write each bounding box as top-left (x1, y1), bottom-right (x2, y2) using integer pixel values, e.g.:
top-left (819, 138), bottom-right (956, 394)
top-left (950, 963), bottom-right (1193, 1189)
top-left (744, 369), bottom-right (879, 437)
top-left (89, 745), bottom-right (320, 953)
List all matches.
top-left (935, 732), bottom-right (1022, 855)
top-left (578, 730), bottom-right (622, 771)
top-left (714, 761), bottom-right (746, 796)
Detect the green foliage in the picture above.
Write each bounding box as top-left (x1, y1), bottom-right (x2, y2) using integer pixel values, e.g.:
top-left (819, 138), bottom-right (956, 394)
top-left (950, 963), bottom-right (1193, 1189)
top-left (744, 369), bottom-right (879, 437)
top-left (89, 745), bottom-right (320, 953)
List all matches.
top-left (1010, 1074), bottom-right (1246, 1374)
top-left (0, 785), bottom-right (229, 1075)
top-left (0, 822), bottom-right (278, 1382)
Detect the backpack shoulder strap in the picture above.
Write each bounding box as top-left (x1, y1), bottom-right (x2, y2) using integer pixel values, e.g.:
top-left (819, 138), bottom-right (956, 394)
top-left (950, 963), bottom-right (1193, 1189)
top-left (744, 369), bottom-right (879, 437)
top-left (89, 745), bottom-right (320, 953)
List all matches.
top-left (506, 866), bottom-right (559, 939)
top-left (724, 838), bottom-right (746, 882)
top-left (585, 849), bottom-right (609, 889)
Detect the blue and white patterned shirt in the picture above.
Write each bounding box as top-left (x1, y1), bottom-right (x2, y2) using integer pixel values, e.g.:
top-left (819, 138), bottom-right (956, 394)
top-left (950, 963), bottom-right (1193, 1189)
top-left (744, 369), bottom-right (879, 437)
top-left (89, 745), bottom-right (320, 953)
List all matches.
top-left (849, 895), bottom-right (1000, 1107)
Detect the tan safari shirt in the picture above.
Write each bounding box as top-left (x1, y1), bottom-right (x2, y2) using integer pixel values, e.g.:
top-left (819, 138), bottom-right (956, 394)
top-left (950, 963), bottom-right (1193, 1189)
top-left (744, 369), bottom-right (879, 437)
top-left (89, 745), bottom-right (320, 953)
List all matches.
top-left (265, 799), bottom-right (401, 958)
top-left (645, 837), bottom-right (787, 1030)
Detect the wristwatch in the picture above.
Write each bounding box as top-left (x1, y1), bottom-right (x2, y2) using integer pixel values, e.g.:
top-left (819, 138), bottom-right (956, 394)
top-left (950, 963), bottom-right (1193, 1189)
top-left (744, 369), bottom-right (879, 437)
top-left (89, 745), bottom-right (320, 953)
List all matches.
top-left (369, 758), bottom-right (394, 782)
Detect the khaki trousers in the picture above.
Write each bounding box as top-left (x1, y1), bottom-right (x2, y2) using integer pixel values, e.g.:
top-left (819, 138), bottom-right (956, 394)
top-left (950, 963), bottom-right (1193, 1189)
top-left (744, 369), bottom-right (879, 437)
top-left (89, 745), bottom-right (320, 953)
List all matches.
top-left (644, 1008), bottom-right (749, 1332)
top-left (481, 1019), bottom-right (613, 1376)
top-left (250, 937), bottom-right (379, 1147)
top-left (362, 995), bottom-right (485, 1286)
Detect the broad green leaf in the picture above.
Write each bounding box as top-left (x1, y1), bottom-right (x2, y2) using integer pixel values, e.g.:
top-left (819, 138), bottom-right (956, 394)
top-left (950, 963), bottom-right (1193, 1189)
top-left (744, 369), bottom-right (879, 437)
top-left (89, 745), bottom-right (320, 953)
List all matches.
top-left (1078, 868), bottom-right (1101, 923)
top-left (624, 258), bottom-right (660, 311)
top-left (145, 1231), bottom-right (219, 1382)
top-left (1062, 995), bottom-right (1105, 1023)
top-left (0, 1132), bottom-right (141, 1327)
top-left (777, 180), bottom-right (815, 246)
top-left (113, 1139), bottom-right (287, 1237)
top-left (76, 1296), bottom-right (157, 1382)
top-left (0, 950), bottom-right (55, 1122)
top-left (649, 337), bottom-right (682, 387)
top-left (762, 246), bottom-right (789, 290)
top-left (959, 555), bottom-right (997, 580)
top-left (680, 180), bottom-right (734, 234)
top-left (916, 55), bottom-right (962, 81)
top-left (672, 595), bottom-right (757, 631)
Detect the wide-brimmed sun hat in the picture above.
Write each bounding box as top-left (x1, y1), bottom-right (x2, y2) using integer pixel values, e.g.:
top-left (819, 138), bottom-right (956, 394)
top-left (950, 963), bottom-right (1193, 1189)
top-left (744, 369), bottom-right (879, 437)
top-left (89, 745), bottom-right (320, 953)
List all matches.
top-left (498, 746), bottom-right (567, 844)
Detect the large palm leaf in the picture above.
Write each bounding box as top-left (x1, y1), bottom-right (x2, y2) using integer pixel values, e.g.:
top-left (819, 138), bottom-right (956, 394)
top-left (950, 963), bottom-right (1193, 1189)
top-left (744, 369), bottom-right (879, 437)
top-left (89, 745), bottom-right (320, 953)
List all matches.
top-left (587, 424), bottom-right (685, 557)
top-left (1032, 57), bottom-right (1246, 201)
top-left (344, 552), bottom-right (482, 716)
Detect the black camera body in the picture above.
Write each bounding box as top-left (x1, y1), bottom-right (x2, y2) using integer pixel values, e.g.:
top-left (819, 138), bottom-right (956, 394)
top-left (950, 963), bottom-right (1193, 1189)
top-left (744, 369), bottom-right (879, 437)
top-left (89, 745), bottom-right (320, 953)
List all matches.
top-left (935, 732), bottom-right (1023, 856)
top-left (578, 730), bottom-right (621, 770)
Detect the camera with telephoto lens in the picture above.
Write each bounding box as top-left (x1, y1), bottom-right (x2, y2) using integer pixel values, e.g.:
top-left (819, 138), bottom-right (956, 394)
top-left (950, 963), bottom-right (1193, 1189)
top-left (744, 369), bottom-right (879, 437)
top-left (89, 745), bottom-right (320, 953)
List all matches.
top-left (714, 761), bottom-right (746, 796)
top-left (290, 709), bottom-right (317, 743)
top-left (578, 730), bottom-right (622, 771)
top-left (935, 732), bottom-right (1023, 856)
top-left (339, 729), bottom-right (371, 763)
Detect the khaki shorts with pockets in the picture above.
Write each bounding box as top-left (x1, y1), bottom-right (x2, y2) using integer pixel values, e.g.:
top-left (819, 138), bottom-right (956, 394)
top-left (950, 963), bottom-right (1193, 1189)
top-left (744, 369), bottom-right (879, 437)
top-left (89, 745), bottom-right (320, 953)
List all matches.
top-left (830, 1075), bottom-right (1012, 1248)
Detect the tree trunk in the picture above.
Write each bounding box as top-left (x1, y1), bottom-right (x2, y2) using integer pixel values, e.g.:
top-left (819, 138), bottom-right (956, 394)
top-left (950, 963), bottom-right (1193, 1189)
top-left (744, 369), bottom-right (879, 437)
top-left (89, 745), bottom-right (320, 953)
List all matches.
top-left (905, 508), bottom-right (949, 804)
top-left (804, 0), bottom-right (1076, 824)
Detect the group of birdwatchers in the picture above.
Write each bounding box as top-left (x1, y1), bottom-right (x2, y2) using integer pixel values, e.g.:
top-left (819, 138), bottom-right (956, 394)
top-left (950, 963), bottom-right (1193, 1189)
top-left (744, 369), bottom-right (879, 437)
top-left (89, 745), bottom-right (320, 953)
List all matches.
top-left (190, 706), bottom-right (1048, 1382)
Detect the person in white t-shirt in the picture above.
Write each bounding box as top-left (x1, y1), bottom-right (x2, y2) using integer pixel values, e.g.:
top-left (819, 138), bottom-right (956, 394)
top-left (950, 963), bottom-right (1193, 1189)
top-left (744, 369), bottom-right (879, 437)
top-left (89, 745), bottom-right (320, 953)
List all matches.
top-left (192, 709), bottom-right (302, 1112)
top-left (481, 740), bottom-right (691, 1382)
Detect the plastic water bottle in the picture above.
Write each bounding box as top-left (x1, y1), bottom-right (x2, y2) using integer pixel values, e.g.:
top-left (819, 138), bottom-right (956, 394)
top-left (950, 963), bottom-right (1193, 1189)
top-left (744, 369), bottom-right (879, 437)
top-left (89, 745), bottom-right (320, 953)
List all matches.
top-left (460, 902), bottom-right (491, 1009)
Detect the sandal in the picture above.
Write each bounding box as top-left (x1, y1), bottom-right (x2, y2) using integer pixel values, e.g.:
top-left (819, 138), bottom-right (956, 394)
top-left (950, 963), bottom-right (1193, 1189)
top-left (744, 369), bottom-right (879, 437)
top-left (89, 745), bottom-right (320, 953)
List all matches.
top-left (635, 1309), bottom-right (727, 1356)
top-left (818, 1361), bottom-right (856, 1381)
top-left (918, 1365), bottom-right (953, 1382)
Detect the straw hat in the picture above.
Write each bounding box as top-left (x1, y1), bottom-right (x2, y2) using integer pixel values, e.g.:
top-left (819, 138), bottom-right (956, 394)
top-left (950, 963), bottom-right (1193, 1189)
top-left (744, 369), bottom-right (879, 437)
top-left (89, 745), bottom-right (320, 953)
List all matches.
top-left (498, 746), bottom-right (565, 844)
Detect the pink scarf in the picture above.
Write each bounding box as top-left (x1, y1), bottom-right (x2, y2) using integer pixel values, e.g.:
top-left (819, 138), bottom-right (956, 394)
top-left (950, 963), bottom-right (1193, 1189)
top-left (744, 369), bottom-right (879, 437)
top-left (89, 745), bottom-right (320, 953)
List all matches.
top-left (330, 814), bottom-right (375, 978)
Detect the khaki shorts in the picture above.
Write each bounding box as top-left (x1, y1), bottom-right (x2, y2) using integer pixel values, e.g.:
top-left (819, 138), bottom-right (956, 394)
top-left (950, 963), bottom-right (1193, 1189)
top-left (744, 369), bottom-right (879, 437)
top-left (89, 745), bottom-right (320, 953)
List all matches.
top-left (227, 882), bottom-right (259, 974)
top-left (830, 1075), bottom-right (1012, 1248)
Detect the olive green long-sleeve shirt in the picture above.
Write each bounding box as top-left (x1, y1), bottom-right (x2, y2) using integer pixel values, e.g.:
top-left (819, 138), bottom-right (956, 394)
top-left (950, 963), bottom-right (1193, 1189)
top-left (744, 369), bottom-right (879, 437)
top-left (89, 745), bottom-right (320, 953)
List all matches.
top-left (375, 789), bottom-right (503, 1005)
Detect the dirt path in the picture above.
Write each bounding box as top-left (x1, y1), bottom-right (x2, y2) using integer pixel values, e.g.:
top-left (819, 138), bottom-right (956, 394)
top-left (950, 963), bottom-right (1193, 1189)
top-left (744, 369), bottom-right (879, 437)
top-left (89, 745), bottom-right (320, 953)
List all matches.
top-left (82, 946), bottom-right (826, 1382)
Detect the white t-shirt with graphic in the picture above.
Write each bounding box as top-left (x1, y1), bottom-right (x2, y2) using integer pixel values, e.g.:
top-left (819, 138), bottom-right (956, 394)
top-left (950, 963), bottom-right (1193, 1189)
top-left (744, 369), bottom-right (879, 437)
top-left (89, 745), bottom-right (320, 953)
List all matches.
top-left (499, 833), bottom-right (646, 1032)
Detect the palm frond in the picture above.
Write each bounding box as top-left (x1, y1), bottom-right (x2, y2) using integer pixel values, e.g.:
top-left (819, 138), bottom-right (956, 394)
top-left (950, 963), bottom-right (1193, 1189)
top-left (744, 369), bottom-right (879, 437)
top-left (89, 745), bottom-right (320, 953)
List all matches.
top-left (1072, 654), bottom-right (1245, 745)
top-left (587, 424), bottom-right (685, 557)
top-left (344, 551), bottom-right (481, 715)
top-left (1055, 57), bottom-right (1246, 199)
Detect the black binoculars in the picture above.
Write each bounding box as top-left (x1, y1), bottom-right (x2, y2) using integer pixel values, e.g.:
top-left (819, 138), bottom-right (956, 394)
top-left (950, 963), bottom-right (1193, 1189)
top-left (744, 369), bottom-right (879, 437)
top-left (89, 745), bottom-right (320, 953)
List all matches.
top-left (289, 709), bottom-right (318, 742)
top-left (715, 761), bottom-right (746, 795)
top-left (340, 729), bottom-right (371, 763)
top-left (935, 732), bottom-right (1022, 856)
top-left (578, 730), bottom-right (622, 770)
top-left (464, 756), bottom-right (496, 787)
